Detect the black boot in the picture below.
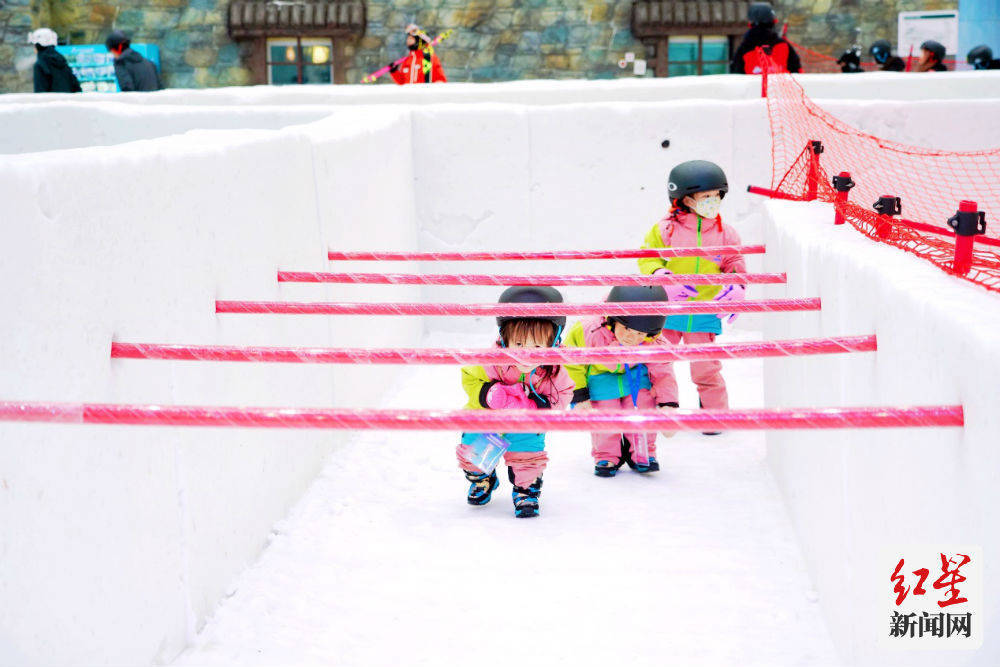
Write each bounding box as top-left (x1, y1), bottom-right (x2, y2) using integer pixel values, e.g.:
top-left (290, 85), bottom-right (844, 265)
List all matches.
top-left (464, 469), bottom-right (499, 506)
top-left (508, 468), bottom-right (542, 518)
top-left (621, 436), bottom-right (660, 473)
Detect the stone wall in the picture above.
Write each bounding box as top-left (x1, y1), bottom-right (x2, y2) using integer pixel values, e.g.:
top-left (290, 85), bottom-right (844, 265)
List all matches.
top-left (0, 0), bottom-right (964, 93)
top-left (1, 0), bottom-right (253, 93)
top-left (781, 0), bottom-right (958, 58)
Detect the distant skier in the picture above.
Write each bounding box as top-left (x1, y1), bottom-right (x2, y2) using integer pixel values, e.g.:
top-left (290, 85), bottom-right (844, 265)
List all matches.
top-left (836, 47), bottom-right (864, 73)
top-left (916, 40), bottom-right (948, 72)
top-left (455, 287), bottom-right (573, 518)
top-left (565, 286), bottom-right (676, 478)
top-left (967, 45), bottom-right (1000, 70)
top-left (389, 24), bottom-right (447, 85)
top-left (731, 2), bottom-right (801, 74)
top-left (637, 160), bottom-right (747, 434)
top-left (868, 40), bottom-right (905, 72)
top-left (105, 30), bottom-right (161, 92)
top-left (29, 28), bottom-right (81, 93)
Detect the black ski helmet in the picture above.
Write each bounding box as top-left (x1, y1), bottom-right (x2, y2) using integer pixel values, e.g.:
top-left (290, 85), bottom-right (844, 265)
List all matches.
top-left (920, 40), bottom-right (946, 63)
top-left (105, 30), bottom-right (130, 51)
top-left (967, 44), bottom-right (993, 69)
top-left (496, 285), bottom-right (566, 332)
top-left (869, 39), bottom-right (892, 64)
top-left (606, 285), bottom-right (668, 336)
top-left (667, 160), bottom-right (729, 204)
top-left (747, 2), bottom-right (776, 26)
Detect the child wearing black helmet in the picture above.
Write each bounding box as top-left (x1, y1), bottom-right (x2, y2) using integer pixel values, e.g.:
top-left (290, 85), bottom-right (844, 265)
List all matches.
top-left (967, 44), bottom-right (1000, 70)
top-left (917, 40), bottom-right (948, 72)
top-left (456, 286), bottom-right (574, 518)
top-left (564, 285), bottom-right (676, 477)
top-left (637, 160), bottom-right (747, 431)
top-left (869, 40), bottom-right (905, 72)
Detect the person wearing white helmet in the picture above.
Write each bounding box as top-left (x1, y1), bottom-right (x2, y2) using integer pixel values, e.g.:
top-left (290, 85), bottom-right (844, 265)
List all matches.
top-left (29, 28), bottom-right (81, 93)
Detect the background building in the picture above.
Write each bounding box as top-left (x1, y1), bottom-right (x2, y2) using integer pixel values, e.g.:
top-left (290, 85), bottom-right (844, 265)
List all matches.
top-left (0, 0), bottom-right (975, 93)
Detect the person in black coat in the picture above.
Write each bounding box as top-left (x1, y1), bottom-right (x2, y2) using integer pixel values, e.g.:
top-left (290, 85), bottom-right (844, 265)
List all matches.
top-left (29, 28), bottom-right (82, 93)
top-left (731, 2), bottom-right (801, 74)
top-left (868, 40), bottom-right (905, 72)
top-left (105, 30), bottom-right (162, 92)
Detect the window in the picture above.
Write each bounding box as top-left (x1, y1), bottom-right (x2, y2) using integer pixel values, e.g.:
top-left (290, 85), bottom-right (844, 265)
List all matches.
top-left (667, 35), bottom-right (730, 77)
top-left (266, 37), bottom-right (333, 85)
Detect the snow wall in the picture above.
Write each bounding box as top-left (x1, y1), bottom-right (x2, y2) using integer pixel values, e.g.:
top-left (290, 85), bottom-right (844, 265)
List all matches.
top-left (761, 200), bottom-right (1000, 667)
top-left (2, 74), bottom-right (999, 664)
top-left (0, 108), bottom-right (421, 665)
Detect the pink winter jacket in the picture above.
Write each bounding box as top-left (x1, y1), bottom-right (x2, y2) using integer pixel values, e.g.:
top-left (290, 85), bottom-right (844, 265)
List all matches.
top-left (563, 316), bottom-right (674, 405)
top-left (638, 209), bottom-right (747, 278)
top-left (461, 354), bottom-right (575, 411)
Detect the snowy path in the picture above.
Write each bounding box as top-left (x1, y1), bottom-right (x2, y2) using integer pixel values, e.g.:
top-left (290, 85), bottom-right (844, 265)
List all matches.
top-left (173, 331), bottom-right (841, 667)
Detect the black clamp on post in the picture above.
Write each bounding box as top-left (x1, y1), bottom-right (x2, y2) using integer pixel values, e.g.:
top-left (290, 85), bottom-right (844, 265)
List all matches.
top-left (946, 201), bottom-right (986, 237)
top-left (810, 140), bottom-right (825, 155)
top-left (872, 195), bottom-right (900, 239)
top-left (873, 195), bottom-right (901, 217)
top-left (832, 173), bottom-right (855, 193)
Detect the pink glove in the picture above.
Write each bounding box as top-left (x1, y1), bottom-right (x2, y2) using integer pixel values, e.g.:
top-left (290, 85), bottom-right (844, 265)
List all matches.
top-left (713, 284), bottom-right (746, 322)
top-left (485, 383), bottom-right (537, 410)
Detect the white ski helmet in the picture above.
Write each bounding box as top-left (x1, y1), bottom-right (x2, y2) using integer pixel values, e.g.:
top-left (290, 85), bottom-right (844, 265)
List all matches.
top-left (28, 28), bottom-right (59, 47)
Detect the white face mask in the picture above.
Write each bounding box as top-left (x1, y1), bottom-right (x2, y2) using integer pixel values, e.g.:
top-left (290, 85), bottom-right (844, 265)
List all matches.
top-left (687, 195), bottom-right (722, 219)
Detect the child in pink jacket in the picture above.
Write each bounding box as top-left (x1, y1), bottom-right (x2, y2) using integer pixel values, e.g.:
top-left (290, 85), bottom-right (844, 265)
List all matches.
top-left (456, 286), bottom-right (575, 518)
top-left (564, 286), bottom-right (675, 477)
top-left (638, 160), bottom-right (747, 432)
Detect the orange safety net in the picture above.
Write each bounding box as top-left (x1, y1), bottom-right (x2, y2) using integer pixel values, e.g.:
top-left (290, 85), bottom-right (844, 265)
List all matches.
top-left (788, 40), bottom-right (876, 73)
top-left (787, 39), bottom-right (959, 74)
top-left (758, 49), bottom-right (1000, 293)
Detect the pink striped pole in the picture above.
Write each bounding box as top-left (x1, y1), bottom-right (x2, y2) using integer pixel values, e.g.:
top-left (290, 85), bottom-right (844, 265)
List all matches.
top-left (0, 402), bottom-right (964, 431)
top-left (111, 335), bottom-right (876, 365)
top-left (327, 246), bottom-right (766, 261)
top-left (214, 298), bottom-right (821, 316)
top-left (277, 271), bottom-right (788, 286)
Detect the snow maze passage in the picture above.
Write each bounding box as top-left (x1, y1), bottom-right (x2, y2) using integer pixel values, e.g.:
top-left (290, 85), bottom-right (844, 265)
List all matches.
top-left (2, 74), bottom-right (1000, 667)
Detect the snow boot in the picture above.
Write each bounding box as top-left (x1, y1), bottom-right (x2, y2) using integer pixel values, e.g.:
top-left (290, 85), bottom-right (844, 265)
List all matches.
top-left (621, 436), bottom-right (659, 473)
top-left (465, 469), bottom-right (499, 506)
top-left (509, 468), bottom-right (542, 518)
top-left (594, 459), bottom-right (624, 477)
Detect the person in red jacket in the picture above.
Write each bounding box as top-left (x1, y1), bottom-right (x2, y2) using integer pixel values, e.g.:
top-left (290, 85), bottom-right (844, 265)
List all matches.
top-left (730, 2), bottom-right (801, 74)
top-left (389, 24), bottom-right (447, 85)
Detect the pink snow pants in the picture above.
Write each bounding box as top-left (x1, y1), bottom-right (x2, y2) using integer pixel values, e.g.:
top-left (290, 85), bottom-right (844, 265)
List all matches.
top-left (658, 330), bottom-right (729, 409)
top-left (590, 388), bottom-right (658, 465)
top-left (456, 447), bottom-right (547, 488)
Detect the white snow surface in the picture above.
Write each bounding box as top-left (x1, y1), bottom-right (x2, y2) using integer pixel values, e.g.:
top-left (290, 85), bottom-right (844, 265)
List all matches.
top-left (4, 72), bottom-right (1000, 665)
top-left (174, 329), bottom-right (840, 667)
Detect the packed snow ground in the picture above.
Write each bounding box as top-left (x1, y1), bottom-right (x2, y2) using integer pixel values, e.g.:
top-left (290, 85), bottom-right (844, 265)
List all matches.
top-left (173, 329), bottom-right (840, 667)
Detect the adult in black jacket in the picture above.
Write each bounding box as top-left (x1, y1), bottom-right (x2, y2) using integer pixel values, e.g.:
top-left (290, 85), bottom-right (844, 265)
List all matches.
top-left (731, 2), bottom-right (801, 74)
top-left (105, 30), bottom-right (162, 92)
top-left (869, 40), bottom-right (905, 72)
top-left (29, 28), bottom-right (81, 93)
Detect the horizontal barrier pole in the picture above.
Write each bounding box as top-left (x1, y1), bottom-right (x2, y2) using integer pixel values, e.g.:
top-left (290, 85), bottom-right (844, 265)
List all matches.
top-left (215, 298), bottom-right (821, 316)
top-left (0, 402), bottom-right (963, 432)
top-left (326, 246), bottom-right (766, 261)
top-left (277, 271), bottom-right (788, 286)
top-left (747, 185), bottom-right (801, 201)
top-left (111, 335), bottom-right (876, 365)
top-left (896, 218), bottom-right (1000, 250)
